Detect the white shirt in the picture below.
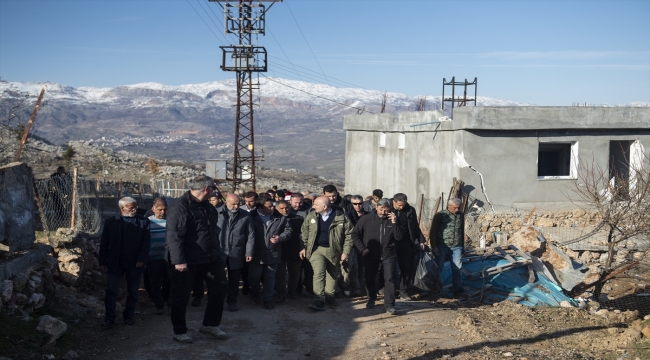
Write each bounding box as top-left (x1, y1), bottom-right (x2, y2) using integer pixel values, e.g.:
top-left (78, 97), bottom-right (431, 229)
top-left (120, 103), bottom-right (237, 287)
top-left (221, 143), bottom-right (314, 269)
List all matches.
top-left (320, 208), bottom-right (333, 222)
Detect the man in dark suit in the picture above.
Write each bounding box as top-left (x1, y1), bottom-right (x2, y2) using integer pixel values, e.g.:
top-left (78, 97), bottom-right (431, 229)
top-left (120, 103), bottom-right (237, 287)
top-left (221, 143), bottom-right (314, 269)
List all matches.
top-left (99, 196), bottom-right (150, 328)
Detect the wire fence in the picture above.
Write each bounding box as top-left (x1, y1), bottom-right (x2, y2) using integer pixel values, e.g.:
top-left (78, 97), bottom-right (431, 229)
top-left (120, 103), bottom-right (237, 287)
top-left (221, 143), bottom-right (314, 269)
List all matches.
top-left (33, 169), bottom-right (157, 236)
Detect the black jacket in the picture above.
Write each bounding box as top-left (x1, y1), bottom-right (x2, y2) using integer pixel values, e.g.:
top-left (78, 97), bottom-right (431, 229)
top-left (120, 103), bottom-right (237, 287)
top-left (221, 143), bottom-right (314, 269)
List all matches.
top-left (281, 213), bottom-right (305, 262)
top-left (165, 191), bottom-right (221, 265)
top-left (250, 210), bottom-right (292, 265)
top-left (352, 210), bottom-right (404, 260)
top-left (99, 214), bottom-right (150, 274)
top-left (217, 208), bottom-right (255, 270)
top-left (395, 203), bottom-right (425, 247)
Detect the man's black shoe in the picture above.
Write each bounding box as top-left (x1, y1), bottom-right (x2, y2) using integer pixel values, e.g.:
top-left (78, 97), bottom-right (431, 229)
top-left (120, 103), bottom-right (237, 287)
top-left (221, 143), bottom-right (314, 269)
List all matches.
top-left (191, 297), bottom-right (201, 307)
top-left (308, 301), bottom-right (326, 311)
top-left (251, 292), bottom-right (262, 305)
top-left (365, 300), bottom-right (376, 309)
top-left (263, 300), bottom-right (275, 310)
top-left (101, 320), bottom-right (114, 329)
top-left (325, 297), bottom-right (338, 307)
top-left (124, 318), bottom-right (135, 326)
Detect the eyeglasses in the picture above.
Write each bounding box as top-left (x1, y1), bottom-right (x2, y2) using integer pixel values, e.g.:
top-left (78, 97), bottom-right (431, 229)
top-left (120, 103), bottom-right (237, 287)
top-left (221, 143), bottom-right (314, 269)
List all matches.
top-left (352, 203), bottom-right (363, 206)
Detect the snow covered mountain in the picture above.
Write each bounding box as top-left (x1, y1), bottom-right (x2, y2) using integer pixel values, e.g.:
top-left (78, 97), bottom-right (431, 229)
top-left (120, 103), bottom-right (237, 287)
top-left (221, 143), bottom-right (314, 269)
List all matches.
top-left (1, 78), bottom-right (646, 179)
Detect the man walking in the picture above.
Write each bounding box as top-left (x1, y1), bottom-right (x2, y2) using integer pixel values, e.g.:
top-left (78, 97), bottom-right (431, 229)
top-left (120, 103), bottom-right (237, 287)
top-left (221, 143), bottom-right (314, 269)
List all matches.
top-left (249, 197), bottom-right (292, 309)
top-left (275, 200), bottom-right (304, 302)
top-left (218, 193), bottom-right (255, 312)
top-left (299, 196), bottom-right (353, 311)
top-left (392, 193), bottom-right (426, 301)
top-left (323, 184), bottom-right (349, 211)
top-left (99, 197), bottom-right (150, 328)
top-left (352, 198), bottom-right (404, 315)
top-left (166, 175), bottom-right (228, 343)
top-left (429, 198), bottom-right (465, 297)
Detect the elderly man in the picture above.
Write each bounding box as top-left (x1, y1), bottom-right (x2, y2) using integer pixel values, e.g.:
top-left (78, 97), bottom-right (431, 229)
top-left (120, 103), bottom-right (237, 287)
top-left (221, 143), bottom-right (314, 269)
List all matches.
top-left (218, 194), bottom-right (255, 312)
top-left (352, 198), bottom-right (404, 315)
top-left (299, 196), bottom-right (353, 311)
top-left (99, 197), bottom-right (150, 328)
top-left (429, 198), bottom-right (465, 297)
top-left (166, 175), bottom-right (228, 344)
top-left (392, 193), bottom-right (427, 301)
top-left (249, 196), bottom-right (292, 309)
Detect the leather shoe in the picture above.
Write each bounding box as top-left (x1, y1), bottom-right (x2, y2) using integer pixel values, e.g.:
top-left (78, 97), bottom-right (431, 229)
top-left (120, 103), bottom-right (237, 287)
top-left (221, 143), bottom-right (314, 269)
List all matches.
top-left (101, 319), bottom-right (114, 329)
top-left (308, 301), bottom-right (325, 311)
top-left (124, 318), bottom-right (135, 326)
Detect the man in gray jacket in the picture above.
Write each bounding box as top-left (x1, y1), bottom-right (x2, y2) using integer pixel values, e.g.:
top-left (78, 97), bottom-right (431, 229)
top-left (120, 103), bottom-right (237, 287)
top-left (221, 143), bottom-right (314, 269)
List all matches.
top-left (249, 196), bottom-right (292, 309)
top-left (218, 194), bottom-right (255, 312)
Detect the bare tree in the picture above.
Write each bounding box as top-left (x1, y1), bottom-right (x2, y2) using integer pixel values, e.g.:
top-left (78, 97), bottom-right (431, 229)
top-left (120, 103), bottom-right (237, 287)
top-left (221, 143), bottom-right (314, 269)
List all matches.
top-left (0, 78), bottom-right (40, 128)
top-left (569, 147), bottom-right (650, 270)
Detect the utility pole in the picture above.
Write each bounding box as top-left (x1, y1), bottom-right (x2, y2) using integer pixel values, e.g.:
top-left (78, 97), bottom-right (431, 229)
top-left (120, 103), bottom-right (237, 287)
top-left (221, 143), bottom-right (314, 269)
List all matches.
top-left (210, 0), bottom-right (281, 192)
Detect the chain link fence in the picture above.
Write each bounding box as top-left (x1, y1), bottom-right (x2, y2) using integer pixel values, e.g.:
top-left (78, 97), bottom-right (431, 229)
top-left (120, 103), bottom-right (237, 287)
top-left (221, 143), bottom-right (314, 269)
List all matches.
top-left (33, 170), bottom-right (157, 237)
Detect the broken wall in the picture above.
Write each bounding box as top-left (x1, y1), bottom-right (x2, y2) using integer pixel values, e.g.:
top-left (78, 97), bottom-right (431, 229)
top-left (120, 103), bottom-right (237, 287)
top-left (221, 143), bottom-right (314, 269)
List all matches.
top-left (0, 162), bottom-right (36, 251)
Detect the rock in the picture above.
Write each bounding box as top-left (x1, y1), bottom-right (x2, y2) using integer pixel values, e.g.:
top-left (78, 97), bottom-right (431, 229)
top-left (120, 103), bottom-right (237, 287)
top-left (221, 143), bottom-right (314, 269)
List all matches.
top-left (641, 326), bottom-right (650, 338)
top-left (503, 352), bottom-right (514, 357)
top-left (36, 315), bottom-right (67, 346)
top-left (564, 248), bottom-right (579, 260)
top-left (11, 273), bottom-right (28, 293)
top-left (595, 309), bottom-right (609, 317)
top-left (1, 280), bottom-right (13, 303)
top-left (27, 293), bottom-right (46, 309)
top-left (559, 301), bottom-right (573, 308)
top-left (15, 293), bottom-right (28, 305)
top-left (64, 350), bottom-right (80, 359)
top-left (579, 251), bottom-right (592, 263)
top-left (534, 218), bottom-right (555, 227)
top-left (607, 327), bottom-right (621, 335)
top-left (507, 226), bottom-right (542, 253)
top-left (591, 252), bottom-right (601, 260)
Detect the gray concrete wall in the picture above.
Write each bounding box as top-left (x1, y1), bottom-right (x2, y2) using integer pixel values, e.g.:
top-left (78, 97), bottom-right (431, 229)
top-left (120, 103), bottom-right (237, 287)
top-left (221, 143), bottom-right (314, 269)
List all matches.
top-left (0, 162), bottom-right (36, 252)
top-left (344, 108), bottom-right (650, 211)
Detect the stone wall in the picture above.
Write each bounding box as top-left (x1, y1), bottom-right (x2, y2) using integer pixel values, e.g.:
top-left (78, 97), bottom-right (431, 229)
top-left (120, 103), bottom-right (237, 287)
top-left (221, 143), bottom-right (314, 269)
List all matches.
top-left (0, 162), bottom-right (36, 252)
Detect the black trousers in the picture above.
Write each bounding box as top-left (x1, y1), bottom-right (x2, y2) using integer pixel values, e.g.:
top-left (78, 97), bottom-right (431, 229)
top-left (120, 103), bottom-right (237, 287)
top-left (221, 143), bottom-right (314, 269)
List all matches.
top-left (146, 259), bottom-right (170, 307)
top-left (168, 258), bottom-right (228, 335)
top-left (226, 258), bottom-right (242, 304)
top-left (240, 261), bottom-right (250, 293)
top-left (297, 258), bottom-right (314, 293)
top-left (104, 266), bottom-right (144, 322)
top-left (364, 257), bottom-right (396, 307)
top-left (395, 244), bottom-right (414, 293)
top-left (192, 274), bottom-right (205, 300)
top-left (275, 260), bottom-right (301, 297)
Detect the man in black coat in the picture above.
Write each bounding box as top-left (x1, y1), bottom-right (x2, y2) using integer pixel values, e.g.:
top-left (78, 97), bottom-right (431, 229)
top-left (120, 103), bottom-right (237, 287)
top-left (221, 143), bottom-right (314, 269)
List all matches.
top-left (352, 198), bottom-right (404, 315)
top-left (392, 193), bottom-right (427, 301)
top-left (99, 196), bottom-right (150, 328)
top-left (218, 193), bottom-right (255, 312)
top-left (274, 200), bottom-right (304, 302)
top-left (166, 175), bottom-right (228, 344)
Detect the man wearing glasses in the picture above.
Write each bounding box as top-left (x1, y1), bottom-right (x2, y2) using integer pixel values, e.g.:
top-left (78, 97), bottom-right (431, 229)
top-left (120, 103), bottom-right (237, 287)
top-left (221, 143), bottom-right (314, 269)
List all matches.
top-left (165, 176), bottom-right (228, 344)
top-left (345, 195), bottom-right (367, 297)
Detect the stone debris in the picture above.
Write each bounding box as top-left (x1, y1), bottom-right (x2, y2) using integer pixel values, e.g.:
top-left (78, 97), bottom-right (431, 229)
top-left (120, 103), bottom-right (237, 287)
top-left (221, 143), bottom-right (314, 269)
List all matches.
top-left (36, 315), bottom-right (68, 346)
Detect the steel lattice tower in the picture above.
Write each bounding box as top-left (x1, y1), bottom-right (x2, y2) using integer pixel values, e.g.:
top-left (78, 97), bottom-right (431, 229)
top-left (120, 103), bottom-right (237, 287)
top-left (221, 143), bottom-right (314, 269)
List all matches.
top-left (210, 0), bottom-right (281, 191)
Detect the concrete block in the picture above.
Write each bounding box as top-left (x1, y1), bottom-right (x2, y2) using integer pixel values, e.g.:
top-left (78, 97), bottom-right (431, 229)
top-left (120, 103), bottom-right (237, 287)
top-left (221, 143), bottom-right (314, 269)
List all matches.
top-left (0, 244), bottom-right (52, 281)
top-left (0, 162), bottom-right (36, 252)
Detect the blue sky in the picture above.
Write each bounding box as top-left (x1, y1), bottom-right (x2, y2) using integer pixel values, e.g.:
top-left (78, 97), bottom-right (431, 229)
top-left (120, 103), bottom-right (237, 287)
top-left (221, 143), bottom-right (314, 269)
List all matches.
top-left (0, 0), bottom-right (648, 105)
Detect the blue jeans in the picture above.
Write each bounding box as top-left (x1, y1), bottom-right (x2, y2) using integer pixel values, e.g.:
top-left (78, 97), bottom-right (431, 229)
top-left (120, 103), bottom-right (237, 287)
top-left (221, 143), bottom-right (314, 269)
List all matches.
top-left (104, 266), bottom-right (144, 322)
top-left (436, 245), bottom-right (463, 292)
top-left (248, 263), bottom-right (278, 302)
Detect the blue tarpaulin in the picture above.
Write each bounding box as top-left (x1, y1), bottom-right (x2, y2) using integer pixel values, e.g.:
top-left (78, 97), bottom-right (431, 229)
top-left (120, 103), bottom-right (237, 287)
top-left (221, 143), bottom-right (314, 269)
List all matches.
top-left (439, 257), bottom-right (577, 307)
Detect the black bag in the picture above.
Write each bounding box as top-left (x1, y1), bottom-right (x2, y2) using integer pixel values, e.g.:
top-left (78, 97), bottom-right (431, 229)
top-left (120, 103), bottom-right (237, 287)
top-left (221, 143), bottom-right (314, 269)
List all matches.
top-left (413, 250), bottom-right (442, 293)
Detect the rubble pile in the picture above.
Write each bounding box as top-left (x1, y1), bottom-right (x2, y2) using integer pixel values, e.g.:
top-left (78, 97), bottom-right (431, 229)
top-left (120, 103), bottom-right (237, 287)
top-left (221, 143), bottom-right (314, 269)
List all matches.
top-left (0, 255), bottom-right (57, 314)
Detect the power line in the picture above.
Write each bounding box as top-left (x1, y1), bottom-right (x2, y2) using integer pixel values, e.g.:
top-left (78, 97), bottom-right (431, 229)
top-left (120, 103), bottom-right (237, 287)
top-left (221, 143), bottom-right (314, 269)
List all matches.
top-left (260, 74), bottom-right (374, 114)
top-left (284, 0), bottom-right (331, 86)
top-left (269, 55), bottom-right (369, 89)
top-left (268, 29), bottom-right (303, 81)
top-left (187, 0), bottom-right (227, 45)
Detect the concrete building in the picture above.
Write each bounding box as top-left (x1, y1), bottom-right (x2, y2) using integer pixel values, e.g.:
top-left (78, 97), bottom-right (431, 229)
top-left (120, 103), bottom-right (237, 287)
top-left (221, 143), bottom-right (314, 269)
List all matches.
top-left (344, 107), bottom-right (650, 211)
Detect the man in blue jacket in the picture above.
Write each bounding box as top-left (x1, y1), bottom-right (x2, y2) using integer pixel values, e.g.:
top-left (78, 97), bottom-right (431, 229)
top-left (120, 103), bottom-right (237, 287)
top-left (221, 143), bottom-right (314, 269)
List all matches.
top-left (99, 196), bottom-right (150, 328)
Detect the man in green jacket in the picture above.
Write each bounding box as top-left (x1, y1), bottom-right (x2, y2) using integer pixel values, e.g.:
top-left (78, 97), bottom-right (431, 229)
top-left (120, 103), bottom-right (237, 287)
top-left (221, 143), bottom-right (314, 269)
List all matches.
top-left (429, 198), bottom-right (464, 297)
top-left (299, 196), bottom-right (353, 311)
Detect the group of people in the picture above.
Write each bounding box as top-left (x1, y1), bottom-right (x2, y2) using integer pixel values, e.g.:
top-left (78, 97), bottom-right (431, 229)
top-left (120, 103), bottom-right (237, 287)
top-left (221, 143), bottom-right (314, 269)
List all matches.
top-left (98, 175), bottom-right (465, 344)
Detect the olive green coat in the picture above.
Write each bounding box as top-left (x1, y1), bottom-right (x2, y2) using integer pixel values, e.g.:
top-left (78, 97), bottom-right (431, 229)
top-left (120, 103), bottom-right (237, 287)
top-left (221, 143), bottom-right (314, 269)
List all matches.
top-left (300, 208), bottom-right (353, 263)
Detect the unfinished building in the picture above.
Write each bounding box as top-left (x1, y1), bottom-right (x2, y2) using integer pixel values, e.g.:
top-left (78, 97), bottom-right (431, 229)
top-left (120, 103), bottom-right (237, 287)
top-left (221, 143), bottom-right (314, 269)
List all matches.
top-left (344, 107), bottom-right (650, 211)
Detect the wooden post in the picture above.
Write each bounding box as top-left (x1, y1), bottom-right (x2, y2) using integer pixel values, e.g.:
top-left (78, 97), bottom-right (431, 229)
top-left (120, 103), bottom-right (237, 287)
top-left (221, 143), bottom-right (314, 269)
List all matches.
top-left (174, 178), bottom-right (178, 197)
top-left (33, 180), bottom-right (49, 232)
top-left (138, 178), bottom-right (143, 208)
top-left (70, 167), bottom-right (78, 229)
top-left (13, 86), bottom-right (46, 162)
